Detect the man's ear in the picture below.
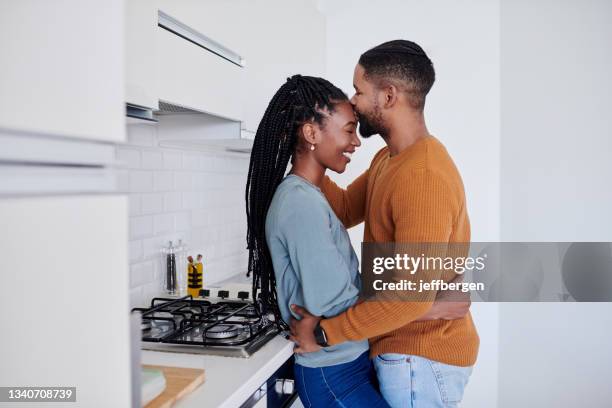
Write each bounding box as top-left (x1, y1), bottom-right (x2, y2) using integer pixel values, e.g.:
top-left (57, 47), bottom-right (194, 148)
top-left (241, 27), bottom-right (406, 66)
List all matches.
top-left (382, 84), bottom-right (399, 109)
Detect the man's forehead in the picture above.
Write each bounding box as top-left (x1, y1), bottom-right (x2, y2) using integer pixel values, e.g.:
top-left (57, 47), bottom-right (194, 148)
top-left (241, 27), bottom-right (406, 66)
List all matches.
top-left (353, 64), bottom-right (367, 84)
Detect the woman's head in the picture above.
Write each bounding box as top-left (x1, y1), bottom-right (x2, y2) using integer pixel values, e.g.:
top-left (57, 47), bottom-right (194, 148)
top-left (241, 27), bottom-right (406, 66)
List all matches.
top-left (245, 75), bottom-right (359, 315)
top-left (296, 98), bottom-right (360, 173)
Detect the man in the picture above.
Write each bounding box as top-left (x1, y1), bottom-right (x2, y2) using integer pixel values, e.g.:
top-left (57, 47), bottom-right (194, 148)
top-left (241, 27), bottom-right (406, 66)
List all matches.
top-left (290, 40), bottom-right (479, 407)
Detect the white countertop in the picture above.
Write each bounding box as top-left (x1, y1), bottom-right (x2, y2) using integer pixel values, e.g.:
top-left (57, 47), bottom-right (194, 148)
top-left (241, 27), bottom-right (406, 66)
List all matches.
top-left (141, 334), bottom-right (294, 408)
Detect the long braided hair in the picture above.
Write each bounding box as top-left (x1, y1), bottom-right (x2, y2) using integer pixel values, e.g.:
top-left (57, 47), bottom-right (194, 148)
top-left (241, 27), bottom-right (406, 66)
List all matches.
top-left (245, 75), bottom-right (348, 322)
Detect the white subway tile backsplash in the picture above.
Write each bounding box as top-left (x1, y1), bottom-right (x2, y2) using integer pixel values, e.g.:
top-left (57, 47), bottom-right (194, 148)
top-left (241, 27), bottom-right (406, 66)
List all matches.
top-left (130, 260), bottom-right (154, 288)
top-left (174, 212), bottom-right (191, 231)
top-left (130, 216), bottom-right (153, 239)
top-left (182, 153), bottom-right (200, 170)
top-left (200, 158), bottom-right (217, 173)
top-left (163, 151), bottom-right (182, 170)
top-left (174, 172), bottom-right (193, 191)
top-left (116, 147), bottom-right (141, 169)
top-left (129, 170), bottom-right (154, 192)
top-left (116, 169), bottom-right (130, 193)
top-left (191, 228), bottom-right (206, 249)
top-left (121, 125), bottom-right (250, 307)
top-left (152, 260), bottom-right (163, 283)
top-left (129, 287), bottom-right (143, 309)
top-left (193, 174), bottom-right (206, 190)
top-left (153, 171), bottom-right (173, 192)
top-left (127, 124), bottom-right (156, 147)
top-left (154, 213), bottom-right (174, 235)
top-left (142, 281), bottom-right (162, 304)
top-left (141, 193), bottom-right (163, 215)
top-left (128, 194), bottom-right (141, 216)
top-left (181, 192), bottom-right (200, 210)
top-left (163, 192), bottom-right (182, 212)
top-left (192, 209), bottom-right (207, 228)
top-left (141, 151), bottom-right (163, 169)
top-left (142, 236), bottom-right (163, 260)
top-left (129, 240), bottom-right (143, 262)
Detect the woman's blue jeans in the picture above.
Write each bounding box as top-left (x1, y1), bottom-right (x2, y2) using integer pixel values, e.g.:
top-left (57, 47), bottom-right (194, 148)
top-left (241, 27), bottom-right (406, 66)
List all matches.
top-left (294, 351), bottom-right (390, 407)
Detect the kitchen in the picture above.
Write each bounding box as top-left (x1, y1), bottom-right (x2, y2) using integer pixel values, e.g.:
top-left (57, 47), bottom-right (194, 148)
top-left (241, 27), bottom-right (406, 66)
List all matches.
top-left (1, 0), bottom-right (322, 406)
top-left (2, 1), bottom-right (612, 407)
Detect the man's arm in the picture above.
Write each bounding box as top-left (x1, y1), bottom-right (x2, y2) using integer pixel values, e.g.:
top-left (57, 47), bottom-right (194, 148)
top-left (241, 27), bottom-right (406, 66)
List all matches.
top-left (320, 171), bottom-right (368, 229)
top-left (414, 273), bottom-right (471, 321)
top-left (319, 169), bottom-right (457, 345)
top-left (320, 146), bottom-right (387, 228)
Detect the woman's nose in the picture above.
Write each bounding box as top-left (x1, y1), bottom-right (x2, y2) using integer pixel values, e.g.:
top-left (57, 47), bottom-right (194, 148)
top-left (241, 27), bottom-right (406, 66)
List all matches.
top-left (353, 133), bottom-right (361, 147)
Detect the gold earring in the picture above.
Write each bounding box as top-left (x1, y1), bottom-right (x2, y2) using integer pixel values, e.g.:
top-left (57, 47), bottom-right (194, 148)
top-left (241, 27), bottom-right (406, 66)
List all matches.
top-left (310, 144), bottom-right (316, 151)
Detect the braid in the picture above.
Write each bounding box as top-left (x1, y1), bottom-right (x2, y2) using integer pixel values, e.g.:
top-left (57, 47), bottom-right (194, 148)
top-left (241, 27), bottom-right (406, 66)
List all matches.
top-left (245, 75), bottom-right (347, 325)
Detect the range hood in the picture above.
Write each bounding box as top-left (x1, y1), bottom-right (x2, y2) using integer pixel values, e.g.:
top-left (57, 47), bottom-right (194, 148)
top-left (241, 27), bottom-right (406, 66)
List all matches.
top-left (125, 97), bottom-right (254, 154)
top-left (125, 10), bottom-right (251, 153)
top-left (126, 104), bottom-right (158, 123)
top-left (154, 100), bottom-right (254, 153)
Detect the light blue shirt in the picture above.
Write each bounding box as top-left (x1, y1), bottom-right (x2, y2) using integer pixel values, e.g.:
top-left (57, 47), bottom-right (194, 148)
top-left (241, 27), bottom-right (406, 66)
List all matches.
top-left (265, 174), bottom-right (368, 368)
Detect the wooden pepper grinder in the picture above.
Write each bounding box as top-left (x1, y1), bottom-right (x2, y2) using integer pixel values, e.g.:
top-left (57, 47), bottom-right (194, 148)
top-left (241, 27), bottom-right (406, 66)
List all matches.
top-left (187, 254), bottom-right (204, 297)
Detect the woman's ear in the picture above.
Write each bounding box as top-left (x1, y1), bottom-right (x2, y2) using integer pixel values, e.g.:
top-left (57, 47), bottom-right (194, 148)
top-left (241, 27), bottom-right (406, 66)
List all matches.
top-left (301, 122), bottom-right (319, 145)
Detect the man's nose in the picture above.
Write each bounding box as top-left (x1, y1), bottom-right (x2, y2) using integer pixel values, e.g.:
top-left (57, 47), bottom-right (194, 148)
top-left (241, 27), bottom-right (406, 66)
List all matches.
top-left (349, 94), bottom-right (357, 105)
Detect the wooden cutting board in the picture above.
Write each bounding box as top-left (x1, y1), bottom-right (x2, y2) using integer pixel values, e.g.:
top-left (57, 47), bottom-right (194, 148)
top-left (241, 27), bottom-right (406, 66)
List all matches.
top-left (143, 365), bottom-right (205, 408)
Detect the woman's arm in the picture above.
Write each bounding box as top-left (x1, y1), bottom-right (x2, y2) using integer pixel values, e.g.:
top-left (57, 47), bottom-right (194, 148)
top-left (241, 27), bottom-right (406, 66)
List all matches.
top-left (279, 187), bottom-right (360, 318)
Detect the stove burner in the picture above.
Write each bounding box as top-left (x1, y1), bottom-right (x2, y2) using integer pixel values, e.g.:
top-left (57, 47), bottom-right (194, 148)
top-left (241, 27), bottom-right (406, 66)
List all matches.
top-left (205, 324), bottom-right (240, 339)
top-left (132, 295), bottom-right (279, 357)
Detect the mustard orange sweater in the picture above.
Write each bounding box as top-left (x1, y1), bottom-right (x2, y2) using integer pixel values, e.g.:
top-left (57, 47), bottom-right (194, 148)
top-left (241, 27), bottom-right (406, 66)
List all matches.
top-left (320, 135), bottom-right (479, 367)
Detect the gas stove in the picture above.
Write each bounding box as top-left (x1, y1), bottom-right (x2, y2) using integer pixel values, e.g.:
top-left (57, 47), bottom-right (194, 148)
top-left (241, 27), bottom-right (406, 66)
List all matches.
top-left (132, 294), bottom-right (281, 358)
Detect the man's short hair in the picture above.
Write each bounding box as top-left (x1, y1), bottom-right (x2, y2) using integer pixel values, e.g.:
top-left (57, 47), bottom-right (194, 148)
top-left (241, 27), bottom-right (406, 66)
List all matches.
top-left (358, 39), bottom-right (435, 110)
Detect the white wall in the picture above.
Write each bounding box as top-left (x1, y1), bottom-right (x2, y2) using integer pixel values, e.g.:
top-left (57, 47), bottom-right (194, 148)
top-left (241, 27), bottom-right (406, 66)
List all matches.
top-left (499, 0), bottom-right (612, 406)
top-left (119, 123), bottom-right (250, 308)
top-left (320, 1), bottom-right (501, 407)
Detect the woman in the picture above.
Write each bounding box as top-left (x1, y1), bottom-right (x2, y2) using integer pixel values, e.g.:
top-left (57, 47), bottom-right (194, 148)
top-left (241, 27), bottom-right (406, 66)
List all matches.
top-left (245, 75), bottom-right (389, 407)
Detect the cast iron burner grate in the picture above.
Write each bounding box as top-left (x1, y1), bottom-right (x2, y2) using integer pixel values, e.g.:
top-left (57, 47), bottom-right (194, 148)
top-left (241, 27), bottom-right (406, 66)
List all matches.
top-left (132, 295), bottom-right (280, 357)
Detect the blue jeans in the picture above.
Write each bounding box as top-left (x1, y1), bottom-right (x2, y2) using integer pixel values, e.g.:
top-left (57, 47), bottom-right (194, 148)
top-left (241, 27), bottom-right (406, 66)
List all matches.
top-left (373, 354), bottom-right (473, 408)
top-left (295, 351), bottom-right (390, 407)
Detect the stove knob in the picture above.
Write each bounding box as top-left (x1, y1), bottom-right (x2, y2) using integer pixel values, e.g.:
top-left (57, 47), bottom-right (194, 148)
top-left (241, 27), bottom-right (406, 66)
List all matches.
top-left (255, 384), bottom-right (267, 400)
top-left (275, 379), bottom-right (295, 395)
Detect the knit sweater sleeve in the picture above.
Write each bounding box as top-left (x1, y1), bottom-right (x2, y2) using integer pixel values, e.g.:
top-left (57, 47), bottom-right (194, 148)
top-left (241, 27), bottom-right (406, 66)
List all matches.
top-left (320, 171), bottom-right (368, 229)
top-left (320, 169), bottom-right (457, 345)
top-left (320, 148), bottom-right (388, 229)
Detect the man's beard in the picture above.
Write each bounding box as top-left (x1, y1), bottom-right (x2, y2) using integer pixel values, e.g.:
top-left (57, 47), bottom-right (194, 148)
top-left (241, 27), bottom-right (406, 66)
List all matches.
top-left (357, 104), bottom-right (388, 139)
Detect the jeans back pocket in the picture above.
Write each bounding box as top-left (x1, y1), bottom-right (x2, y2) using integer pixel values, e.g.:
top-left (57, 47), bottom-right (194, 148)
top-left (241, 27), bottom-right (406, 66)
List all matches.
top-left (430, 361), bottom-right (473, 404)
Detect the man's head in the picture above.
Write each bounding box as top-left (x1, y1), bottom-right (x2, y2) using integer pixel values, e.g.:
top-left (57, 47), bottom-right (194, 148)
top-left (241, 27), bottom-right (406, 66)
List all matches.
top-left (351, 40), bottom-right (435, 138)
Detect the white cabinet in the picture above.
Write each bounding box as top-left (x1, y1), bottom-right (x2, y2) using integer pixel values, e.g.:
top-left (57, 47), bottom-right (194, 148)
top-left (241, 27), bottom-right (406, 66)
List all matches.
top-left (124, 0), bottom-right (324, 150)
top-left (0, 195), bottom-right (131, 407)
top-left (126, 0), bottom-right (159, 110)
top-left (155, 0), bottom-right (326, 133)
top-left (157, 0), bottom-right (242, 53)
top-left (156, 24), bottom-right (245, 121)
top-left (0, 0), bottom-right (125, 142)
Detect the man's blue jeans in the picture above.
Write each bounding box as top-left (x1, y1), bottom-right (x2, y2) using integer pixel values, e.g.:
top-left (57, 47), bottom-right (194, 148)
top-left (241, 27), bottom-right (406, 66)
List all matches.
top-left (294, 351), bottom-right (390, 407)
top-left (374, 353), bottom-right (473, 408)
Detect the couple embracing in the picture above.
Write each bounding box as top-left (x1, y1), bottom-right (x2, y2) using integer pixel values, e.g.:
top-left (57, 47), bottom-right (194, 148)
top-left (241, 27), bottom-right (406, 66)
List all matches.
top-left (245, 40), bottom-right (479, 408)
